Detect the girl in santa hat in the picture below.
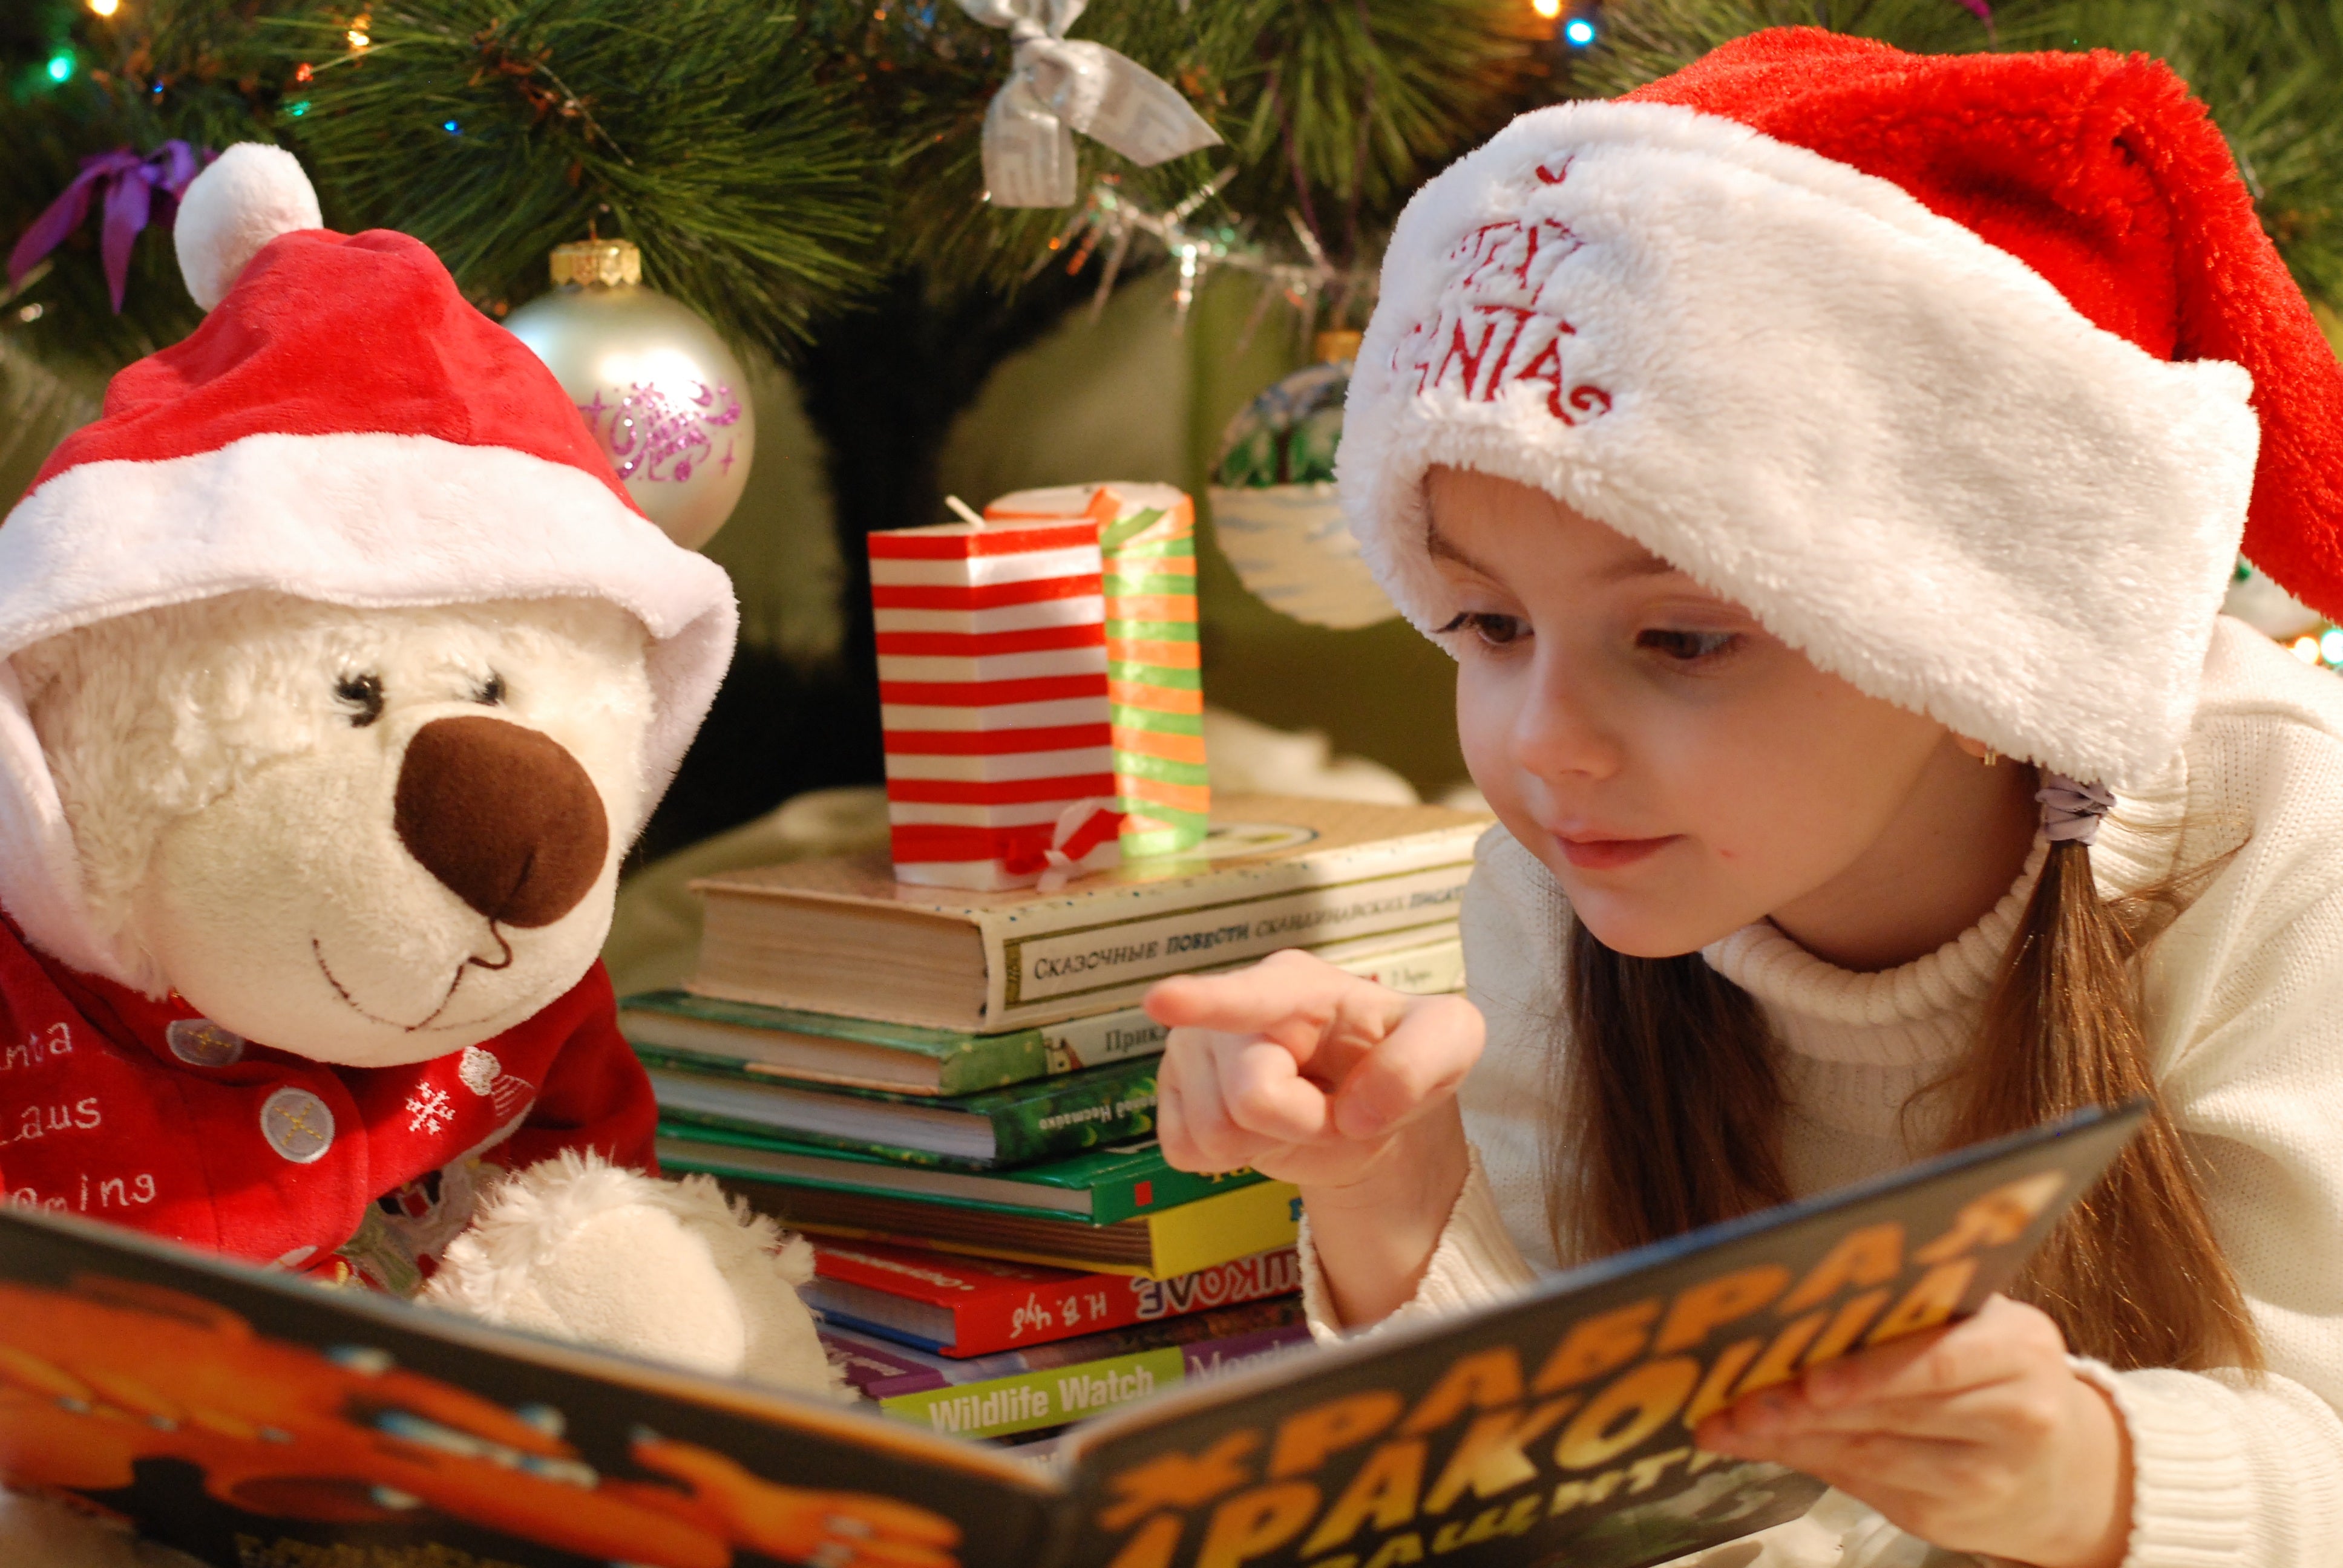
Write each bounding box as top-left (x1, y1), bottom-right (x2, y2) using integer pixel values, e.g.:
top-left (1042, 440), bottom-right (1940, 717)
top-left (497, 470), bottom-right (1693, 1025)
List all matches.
top-left (1149, 30), bottom-right (2343, 1568)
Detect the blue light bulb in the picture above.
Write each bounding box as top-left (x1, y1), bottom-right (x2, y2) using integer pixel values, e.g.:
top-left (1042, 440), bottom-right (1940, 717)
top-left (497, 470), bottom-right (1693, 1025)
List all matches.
top-left (47, 53), bottom-right (74, 82)
top-left (1564, 17), bottom-right (1597, 45)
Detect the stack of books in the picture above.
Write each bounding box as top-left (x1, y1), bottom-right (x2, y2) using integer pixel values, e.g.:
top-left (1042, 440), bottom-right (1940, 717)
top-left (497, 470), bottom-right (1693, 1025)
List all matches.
top-left (619, 793), bottom-right (1490, 1440)
top-left (811, 1240), bottom-right (1308, 1443)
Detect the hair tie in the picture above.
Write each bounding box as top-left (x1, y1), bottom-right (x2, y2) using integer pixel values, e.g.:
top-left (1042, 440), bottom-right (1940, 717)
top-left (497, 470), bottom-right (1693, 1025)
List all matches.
top-left (2037, 773), bottom-right (2115, 846)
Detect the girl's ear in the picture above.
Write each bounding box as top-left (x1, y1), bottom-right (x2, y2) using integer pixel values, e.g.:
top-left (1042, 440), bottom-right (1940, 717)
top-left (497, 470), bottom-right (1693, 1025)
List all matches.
top-left (1951, 734), bottom-right (2001, 765)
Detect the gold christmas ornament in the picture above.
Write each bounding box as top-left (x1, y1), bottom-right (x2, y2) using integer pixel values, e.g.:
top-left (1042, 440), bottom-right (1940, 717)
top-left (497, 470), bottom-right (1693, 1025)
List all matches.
top-left (504, 239), bottom-right (755, 550)
top-left (547, 238), bottom-right (641, 287)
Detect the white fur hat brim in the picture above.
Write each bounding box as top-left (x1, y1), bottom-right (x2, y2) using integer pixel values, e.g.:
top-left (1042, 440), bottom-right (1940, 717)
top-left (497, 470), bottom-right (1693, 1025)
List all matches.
top-left (1339, 99), bottom-right (2259, 790)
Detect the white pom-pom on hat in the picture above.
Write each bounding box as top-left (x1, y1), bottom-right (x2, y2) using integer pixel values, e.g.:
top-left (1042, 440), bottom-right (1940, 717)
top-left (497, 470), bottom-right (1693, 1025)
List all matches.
top-left (174, 143), bottom-right (321, 312)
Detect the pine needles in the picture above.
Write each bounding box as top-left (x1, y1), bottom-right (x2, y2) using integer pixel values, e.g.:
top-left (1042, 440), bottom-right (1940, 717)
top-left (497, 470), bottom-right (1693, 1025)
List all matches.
top-left (1572, 0), bottom-right (2343, 311)
top-left (265, 0), bottom-right (885, 345)
top-left (5, 0), bottom-right (1544, 354)
top-left (799, 0), bottom-right (1211, 297)
top-left (804, 0), bottom-right (1542, 297)
top-left (0, 0), bottom-right (282, 370)
top-left (12, 0), bottom-right (2343, 368)
top-left (1561, 0), bottom-right (1991, 99)
top-left (1217, 0), bottom-right (1548, 274)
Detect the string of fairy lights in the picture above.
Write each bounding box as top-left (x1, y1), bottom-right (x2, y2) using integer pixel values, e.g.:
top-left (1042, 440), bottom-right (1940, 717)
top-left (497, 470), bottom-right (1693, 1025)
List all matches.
top-left (2290, 627), bottom-right (2343, 672)
top-left (1031, 172), bottom-right (1378, 345)
top-left (24, 0), bottom-right (1610, 328)
top-left (1017, 1), bottom-right (1607, 342)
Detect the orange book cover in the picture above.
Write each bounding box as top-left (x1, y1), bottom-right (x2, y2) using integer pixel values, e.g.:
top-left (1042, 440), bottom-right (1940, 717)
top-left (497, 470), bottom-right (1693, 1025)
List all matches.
top-left (0, 1103), bottom-right (2142, 1568)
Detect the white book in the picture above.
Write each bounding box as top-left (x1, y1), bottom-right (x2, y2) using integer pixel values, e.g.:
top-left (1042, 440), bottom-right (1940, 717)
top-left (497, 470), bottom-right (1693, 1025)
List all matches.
top-left (686, 794), bottom-right (1489, 1031)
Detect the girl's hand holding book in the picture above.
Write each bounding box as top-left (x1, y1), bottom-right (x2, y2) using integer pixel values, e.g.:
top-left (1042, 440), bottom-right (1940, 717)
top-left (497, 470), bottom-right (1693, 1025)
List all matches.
top-left (1695, 1293), bottom-right (2132, 1568)
top-left (1145, 949), bottom-right (1484, 1325)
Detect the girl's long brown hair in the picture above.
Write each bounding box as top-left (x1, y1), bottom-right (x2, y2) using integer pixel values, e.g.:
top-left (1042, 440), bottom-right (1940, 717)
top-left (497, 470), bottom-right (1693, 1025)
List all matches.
top-left (1551, 828), bottom-right (2261, 1373)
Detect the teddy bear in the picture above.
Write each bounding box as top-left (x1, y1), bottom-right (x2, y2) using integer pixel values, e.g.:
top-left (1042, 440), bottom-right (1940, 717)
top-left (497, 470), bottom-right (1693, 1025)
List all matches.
top-left (0, 142), bottom-right (851, 1565)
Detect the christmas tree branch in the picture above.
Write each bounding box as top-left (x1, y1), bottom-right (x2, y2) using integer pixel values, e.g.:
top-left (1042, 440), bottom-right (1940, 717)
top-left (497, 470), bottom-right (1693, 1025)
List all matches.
top-left (1572, 0), bottom-right (2343, 310)
top-left (261, 0), bottom-right (886, 350)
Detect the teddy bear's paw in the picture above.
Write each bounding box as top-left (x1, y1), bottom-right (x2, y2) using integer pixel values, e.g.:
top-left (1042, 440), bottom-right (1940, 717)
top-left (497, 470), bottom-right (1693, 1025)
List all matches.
top-left (657, 1172), bottom-right (854, 1403)
top-left (421, 1151), bottom-right (850, 1403)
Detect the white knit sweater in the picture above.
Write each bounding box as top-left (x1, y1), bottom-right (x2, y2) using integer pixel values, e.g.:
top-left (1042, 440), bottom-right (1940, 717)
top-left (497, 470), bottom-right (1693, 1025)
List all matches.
top-left (1302, 619), bottom-right (2343, 1567)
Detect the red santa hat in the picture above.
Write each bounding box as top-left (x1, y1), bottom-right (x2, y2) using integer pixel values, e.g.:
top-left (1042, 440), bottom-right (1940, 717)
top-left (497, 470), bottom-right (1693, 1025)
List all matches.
top-left (1341, 30), bottom-right (2343, 791)
top-left (0, 144), bottom-right (736, 981)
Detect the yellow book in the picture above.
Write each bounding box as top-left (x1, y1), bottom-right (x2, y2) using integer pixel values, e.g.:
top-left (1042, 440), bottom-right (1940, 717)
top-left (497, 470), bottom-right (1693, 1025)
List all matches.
top-left (730, 1176), bottom-right (1299, 1281)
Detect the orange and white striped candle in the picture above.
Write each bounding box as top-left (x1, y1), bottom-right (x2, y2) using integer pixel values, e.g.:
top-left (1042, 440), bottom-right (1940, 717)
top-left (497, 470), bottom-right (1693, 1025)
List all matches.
top-left (985, 484), bottom-right (1208, 860)
top-left (870, 513), bottom-right (1123, 890)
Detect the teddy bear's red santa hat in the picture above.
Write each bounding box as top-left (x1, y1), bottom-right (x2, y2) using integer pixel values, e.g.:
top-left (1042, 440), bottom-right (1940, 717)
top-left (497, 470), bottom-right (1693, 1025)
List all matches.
top-left (0, 145), bottom-right (736, 980)
top-left (1342, 31), bottom-right (2343, 791)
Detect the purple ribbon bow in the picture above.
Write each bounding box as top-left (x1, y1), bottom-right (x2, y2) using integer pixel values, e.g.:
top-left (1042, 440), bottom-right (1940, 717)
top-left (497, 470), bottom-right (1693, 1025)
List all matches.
top-left (7, 140), bottom-right (211, 313)
top-left (2037, 774), bottom-right (2115, 846)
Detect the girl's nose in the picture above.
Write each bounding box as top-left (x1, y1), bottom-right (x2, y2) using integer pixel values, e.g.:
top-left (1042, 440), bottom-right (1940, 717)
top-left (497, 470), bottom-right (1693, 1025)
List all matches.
top-left (1509, 652), bottom-right (1624, 783)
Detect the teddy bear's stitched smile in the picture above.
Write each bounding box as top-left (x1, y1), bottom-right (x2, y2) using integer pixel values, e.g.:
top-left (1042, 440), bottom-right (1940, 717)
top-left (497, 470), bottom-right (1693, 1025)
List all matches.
top-left (309, 929), bottom-right (512, 1034)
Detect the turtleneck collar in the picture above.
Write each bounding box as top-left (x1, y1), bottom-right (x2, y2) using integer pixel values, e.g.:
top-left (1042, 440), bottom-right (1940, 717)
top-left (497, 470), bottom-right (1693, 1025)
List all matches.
top-left (1699, 751), bottom-right (2189, 1063)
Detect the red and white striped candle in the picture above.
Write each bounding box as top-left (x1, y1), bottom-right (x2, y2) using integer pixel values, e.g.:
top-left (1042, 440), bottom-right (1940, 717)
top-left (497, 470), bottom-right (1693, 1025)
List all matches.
top-left (870, 515), bottom-right (1124, 890)
top-left (985, 484), bottom-right (1209, 861)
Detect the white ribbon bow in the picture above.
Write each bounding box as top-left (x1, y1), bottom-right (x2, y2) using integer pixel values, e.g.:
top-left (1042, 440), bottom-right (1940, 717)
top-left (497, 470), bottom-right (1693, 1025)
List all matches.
top-left (958, 0), bottom-right (1223, 208)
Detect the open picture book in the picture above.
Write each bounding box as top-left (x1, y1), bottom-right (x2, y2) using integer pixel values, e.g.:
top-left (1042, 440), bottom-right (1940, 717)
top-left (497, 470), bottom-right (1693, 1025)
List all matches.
top-left (0, 1101), bottom-right (2146, 1568)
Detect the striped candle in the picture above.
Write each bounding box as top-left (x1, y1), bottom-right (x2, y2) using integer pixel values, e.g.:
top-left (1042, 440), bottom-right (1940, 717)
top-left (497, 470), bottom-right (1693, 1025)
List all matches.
top-left (870, 517), bottom-right (1123, 890)
top-left (985, 484), bottom-right (1208, 860)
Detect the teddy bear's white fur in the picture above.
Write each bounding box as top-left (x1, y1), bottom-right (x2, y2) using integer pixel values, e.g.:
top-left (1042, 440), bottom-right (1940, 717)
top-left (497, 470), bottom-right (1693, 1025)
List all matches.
top-left (0, 144), bottom-right (847, 1564)
top-left (18, 590), bottom-right (652, 1060)
top-left (10, 588), bottom-right (847, 1396)
top-left (424, 1151), bottom-right (841, 1391)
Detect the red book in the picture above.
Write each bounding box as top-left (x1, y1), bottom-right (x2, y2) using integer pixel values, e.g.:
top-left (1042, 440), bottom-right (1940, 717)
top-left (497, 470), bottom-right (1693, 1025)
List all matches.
top-left (804, 1239), bottom-right (1300, 1357)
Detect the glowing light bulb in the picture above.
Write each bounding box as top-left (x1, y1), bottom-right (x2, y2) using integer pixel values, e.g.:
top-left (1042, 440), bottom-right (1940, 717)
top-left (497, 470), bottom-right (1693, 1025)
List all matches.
top-left (1564, 16), bottom-right (1598, 45)
top-left (2292, 635), bottom-right (2322, 664)
top-left (347, 28), bottom-right (369, 48)
top-left (45, 52), bottom-right (73, 82)
top-left (88, 0), bottom-right (120, 16)
top-left (2321, 627), bottom-right (2343, 665)
top-left (1532, 0), bottom-right (1562, 17)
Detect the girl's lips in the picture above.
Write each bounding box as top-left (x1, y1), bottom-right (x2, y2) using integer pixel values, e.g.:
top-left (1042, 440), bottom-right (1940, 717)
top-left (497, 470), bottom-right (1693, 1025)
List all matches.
top-left (1553, 832), bottom-right (1679, 870)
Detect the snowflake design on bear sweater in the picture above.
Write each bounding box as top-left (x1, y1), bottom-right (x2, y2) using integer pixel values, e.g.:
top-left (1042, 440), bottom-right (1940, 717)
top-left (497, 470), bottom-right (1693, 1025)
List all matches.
top-left (405, 1083), bottom-right (454, 1136)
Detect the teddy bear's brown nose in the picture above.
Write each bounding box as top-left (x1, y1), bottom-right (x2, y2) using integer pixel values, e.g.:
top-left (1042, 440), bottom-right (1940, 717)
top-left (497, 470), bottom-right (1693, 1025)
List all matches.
top-left (393, 715), bottom-right (609, 929)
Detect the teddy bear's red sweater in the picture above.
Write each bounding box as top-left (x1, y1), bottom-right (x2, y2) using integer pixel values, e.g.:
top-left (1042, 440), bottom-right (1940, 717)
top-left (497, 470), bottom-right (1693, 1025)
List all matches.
top-left (0, 916), bottom-right (657, 1290)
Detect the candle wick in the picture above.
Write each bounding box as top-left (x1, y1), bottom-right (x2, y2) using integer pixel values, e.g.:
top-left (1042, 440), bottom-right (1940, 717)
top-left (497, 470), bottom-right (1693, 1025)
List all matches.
top-left (945, 494), bottom-right (987, 529)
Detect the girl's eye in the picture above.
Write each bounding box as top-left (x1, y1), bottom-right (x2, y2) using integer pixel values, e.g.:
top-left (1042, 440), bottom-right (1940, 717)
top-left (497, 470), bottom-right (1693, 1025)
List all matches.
top-left (1435, 611), bottom-right (1529, 647)
top-left (1636, 627), bottom-right (1740, 663)
top-left (334, 671), bottom-right (385, 728)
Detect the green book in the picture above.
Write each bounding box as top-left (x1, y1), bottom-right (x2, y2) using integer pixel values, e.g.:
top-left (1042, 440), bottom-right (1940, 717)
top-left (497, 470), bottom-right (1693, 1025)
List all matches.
top-left (641, 1051), bottom-right (1159, 1171)
top-left (618, 988), bottom-right (1167, 1097)
top-left (654, 1129), bottom-right (1263, 1226)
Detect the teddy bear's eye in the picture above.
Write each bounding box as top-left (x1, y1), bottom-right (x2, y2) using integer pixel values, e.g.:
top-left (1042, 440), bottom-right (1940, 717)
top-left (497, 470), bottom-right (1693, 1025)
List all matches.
top-left (334, 672), bottom-right (385, 728)
top-left (473, 672), bottom-right (506, 706)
